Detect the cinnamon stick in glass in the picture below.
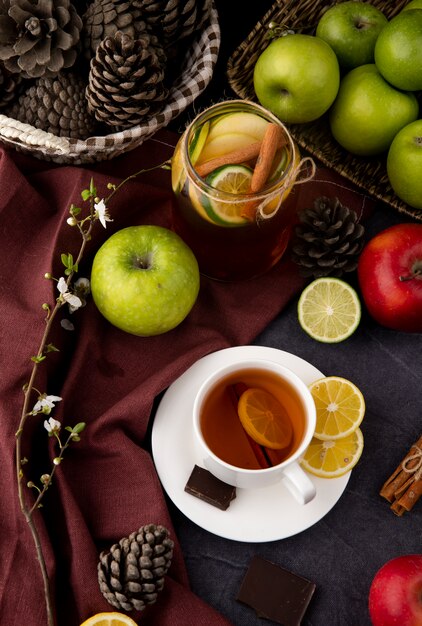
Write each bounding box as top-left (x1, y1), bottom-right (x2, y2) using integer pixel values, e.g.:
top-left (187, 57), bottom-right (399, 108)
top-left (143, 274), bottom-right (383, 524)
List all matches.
top-left (241, 123), bottom-right (285, 221)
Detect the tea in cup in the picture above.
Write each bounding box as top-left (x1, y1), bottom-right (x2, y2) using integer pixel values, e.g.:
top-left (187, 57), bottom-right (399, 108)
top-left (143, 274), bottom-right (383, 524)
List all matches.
top-left (192, 358), bottom-right (317, 505)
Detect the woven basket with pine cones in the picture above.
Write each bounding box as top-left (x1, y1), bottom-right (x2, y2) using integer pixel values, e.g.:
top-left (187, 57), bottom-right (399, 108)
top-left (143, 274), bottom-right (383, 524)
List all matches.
top-left (0, 0), bottom-right (220, 162)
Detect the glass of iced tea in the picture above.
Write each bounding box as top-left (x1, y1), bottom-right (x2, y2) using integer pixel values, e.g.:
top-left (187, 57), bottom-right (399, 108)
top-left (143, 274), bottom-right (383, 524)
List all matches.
top-left (171, 99), bottom-right (304, 281)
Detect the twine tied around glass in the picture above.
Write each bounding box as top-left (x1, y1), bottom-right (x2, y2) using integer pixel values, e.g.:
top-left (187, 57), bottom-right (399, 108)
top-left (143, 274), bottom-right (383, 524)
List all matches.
top-left (187, 151), bottom-right (316, 224)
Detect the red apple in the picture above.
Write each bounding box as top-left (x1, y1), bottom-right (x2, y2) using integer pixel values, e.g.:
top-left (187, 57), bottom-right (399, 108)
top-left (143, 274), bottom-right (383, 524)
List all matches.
top-left (369, 555), bottom-right (422, 626)
top-left (357, 223), bottom-right (422, 332)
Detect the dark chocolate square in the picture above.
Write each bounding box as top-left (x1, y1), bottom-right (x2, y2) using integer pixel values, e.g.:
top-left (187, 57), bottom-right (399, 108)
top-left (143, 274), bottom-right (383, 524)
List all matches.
top-left (237, 555), bottom-right (316, 626)
top-left (184, 465), bottom-right (236, 510)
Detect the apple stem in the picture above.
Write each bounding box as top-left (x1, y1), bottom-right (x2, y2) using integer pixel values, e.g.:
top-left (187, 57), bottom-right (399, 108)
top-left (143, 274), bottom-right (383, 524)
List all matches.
top-left (399, 268), bottom-right (422, 282)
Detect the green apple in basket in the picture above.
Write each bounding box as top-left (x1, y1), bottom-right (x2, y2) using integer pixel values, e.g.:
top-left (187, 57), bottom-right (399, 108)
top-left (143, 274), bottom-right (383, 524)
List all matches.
top-left (401, 0), bottom-right (422, 9)
top-left (253, 33), bottom-right (340, 124)
top-left (91, 225), bottom-right (200, 336)
top-left (387, 120), bottom-right (422, 211)
top-left (315, 1), bottom-right (388, 69)
top-left (329, 64), bottom-right (419, 156)
top-left (374, 9), bottom-right (422, 91)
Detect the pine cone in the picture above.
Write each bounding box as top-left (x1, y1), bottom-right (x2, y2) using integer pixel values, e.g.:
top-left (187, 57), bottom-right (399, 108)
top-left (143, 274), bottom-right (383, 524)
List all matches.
top-left (86, 30), bottom-right (168, 129)
top-left (0, 64), bottom-right (23, 109)
top-left (98, 524), bottom-right (174, 612)
top-left (133, 0), bottom-right (211, 55)
top-left (7, 72), bottom-right (97, 139)
top-left (291, 196), bottom-right (365, 278)
top-left (0, 0), bottom-right (82, 79)
top-left (81, 0), bottom-right (151, 60)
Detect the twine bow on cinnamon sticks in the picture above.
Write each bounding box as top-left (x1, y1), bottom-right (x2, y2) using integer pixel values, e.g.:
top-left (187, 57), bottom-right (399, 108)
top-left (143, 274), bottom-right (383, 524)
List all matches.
top-left (380, 435), bottom-right (422, 516)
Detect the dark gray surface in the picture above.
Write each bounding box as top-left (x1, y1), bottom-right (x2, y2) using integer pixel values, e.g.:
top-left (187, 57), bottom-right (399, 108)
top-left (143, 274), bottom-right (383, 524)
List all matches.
top-left (168, 193), bottom-right (422, 626)
top-left (167, 3), bottom-right (422, 623)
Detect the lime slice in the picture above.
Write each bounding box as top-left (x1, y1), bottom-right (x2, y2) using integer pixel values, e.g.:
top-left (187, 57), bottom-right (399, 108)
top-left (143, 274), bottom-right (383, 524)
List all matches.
top-left (204, 164), bottom-right (252, 226)
top-left (298, 277), bottom-right (361, 343)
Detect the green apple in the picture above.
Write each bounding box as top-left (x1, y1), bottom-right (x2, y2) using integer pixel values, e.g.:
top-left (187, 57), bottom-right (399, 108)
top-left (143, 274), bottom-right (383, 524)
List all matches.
top-left (374, 10), bottom-right (422, 91)
top-left (401, 0), bottom-right (422, 9)
top-left (253, 33), bottom-right (340, 124)
top-left (91, 225), bottom-right (200, 336)
top-left (329, 64), bottom-right (419, 156)
top-left (387, 120), bottom-right (422, 210)
top-left (316, 1), bottom-right (387, 69)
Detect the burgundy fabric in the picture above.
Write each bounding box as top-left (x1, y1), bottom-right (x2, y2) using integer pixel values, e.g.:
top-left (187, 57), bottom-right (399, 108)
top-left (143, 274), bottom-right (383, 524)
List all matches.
top-left (0, 130), bottom-right (375, 626)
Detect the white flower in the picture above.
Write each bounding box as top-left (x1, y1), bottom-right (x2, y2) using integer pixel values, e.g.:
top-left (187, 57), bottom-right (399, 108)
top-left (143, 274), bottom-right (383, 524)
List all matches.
top-left (94, 199), bottom-right (113, 228)
top-left (65, 277), bottom-right (91, 313)
top-left (33, 394), bottom-right (62, 414)
top-left (57, 277), bottom-right (83, 311)
top-left (44, 417), bottom-right (62, 434)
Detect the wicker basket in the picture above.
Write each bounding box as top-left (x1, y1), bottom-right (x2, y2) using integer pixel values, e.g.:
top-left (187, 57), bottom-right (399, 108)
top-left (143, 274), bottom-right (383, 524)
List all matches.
top-left (227, 0), bottom-right (422, 221)
top-left (0, 3), bottom-right (220, 165)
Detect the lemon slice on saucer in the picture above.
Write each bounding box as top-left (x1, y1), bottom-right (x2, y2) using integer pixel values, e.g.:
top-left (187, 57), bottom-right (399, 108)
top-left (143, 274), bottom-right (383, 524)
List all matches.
top-left (300, 428), bottom-right (364, 478)
top-left (309, 376), bottom-right (365, 440)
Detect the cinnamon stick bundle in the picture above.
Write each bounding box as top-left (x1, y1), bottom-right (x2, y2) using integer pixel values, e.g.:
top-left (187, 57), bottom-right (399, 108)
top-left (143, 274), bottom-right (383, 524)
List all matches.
top-left (380, 434), bottom-right (422, 516)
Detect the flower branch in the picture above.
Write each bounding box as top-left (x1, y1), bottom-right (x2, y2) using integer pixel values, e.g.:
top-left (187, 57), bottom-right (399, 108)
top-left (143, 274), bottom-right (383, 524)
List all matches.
top-left (15, 159), bottom-right (169, 626)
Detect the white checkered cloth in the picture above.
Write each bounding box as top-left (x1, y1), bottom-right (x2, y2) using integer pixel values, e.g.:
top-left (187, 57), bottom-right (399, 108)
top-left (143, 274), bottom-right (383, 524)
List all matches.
top-left (0, 3), bottom-right (220, 164)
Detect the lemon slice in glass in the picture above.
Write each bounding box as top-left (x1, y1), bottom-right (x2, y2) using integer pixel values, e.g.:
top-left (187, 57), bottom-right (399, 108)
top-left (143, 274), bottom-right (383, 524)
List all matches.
top-left (298, 277), bottom-right (361, 343)
top-left (309, 376), bottom-right (365, 440)
top-left (204, 164), bottom-right (252, 226)
top-left (300, 428), bottom-right (364, 478)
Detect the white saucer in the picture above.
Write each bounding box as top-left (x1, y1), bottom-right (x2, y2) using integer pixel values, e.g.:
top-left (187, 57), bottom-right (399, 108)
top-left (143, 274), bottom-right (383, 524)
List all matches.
top-left (151, 346), bottom-right (350, 543)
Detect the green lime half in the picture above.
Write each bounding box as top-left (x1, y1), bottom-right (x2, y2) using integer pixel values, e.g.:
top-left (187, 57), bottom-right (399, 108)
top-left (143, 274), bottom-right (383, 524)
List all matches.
top-left (203, 164), bottom-right (253, 226)
top-left (298, 277), bottom-right (361, 343)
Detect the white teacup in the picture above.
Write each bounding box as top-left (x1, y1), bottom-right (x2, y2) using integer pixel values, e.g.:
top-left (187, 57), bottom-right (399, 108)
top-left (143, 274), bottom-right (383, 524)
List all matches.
top-left (193, 358), bottom-right (316, 505)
